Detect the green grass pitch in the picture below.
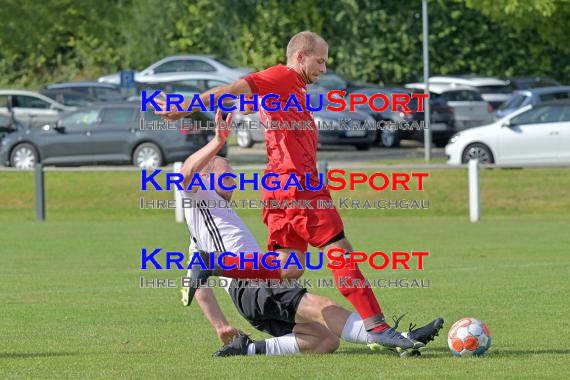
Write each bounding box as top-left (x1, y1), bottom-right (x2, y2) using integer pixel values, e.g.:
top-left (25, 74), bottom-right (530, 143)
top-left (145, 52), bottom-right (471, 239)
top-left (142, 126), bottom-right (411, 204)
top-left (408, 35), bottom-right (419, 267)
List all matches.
top-left (1, 168), bottom-right (570, 379)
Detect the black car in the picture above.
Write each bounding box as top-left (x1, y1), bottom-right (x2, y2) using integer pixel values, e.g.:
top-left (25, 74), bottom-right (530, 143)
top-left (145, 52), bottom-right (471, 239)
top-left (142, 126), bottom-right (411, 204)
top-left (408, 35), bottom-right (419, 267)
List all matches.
top-left (41, 89), bottom-right (98, 107)
top-left (348, 86), bottom-right (456, 147)
top-left (0, 102), bottom-right (227, 170)
top-left (42, 82), bottom-right (124, 102)
top-left (505, 76), bottom-right (560, 91)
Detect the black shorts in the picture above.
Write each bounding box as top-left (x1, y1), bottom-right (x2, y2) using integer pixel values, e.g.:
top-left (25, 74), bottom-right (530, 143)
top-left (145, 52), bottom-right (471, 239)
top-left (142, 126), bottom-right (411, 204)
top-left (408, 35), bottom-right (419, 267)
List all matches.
top-left (228, 284), bottom-right (307, 337)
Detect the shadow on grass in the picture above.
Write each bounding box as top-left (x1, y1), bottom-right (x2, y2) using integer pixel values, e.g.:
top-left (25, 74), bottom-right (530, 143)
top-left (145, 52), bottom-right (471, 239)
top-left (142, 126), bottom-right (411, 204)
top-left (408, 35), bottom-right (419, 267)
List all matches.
top-left (337, 346), bottom-right (570, 358)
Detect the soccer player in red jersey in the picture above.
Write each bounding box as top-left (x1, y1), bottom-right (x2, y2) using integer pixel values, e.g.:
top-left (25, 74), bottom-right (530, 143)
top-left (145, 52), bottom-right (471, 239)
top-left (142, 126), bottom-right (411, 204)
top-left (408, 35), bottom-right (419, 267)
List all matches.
top-left (156, 31), bottom-right (421, 352)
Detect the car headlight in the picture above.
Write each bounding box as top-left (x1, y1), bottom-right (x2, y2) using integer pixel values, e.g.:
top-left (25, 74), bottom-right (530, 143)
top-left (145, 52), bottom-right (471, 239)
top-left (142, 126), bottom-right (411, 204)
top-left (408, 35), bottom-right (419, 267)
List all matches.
top-left (449, 133), bottom-right (461, 144)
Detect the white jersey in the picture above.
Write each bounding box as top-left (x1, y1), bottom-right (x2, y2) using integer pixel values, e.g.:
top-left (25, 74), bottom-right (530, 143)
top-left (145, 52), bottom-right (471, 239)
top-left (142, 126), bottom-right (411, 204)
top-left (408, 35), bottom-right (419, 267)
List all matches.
top-left (180, 177), bottom-right (261, 254)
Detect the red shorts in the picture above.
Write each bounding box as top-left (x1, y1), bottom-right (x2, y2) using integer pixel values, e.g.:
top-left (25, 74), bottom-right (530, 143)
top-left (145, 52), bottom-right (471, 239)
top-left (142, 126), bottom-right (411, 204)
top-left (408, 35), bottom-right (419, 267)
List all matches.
top-left (262, 186), bottom-right (344, 252)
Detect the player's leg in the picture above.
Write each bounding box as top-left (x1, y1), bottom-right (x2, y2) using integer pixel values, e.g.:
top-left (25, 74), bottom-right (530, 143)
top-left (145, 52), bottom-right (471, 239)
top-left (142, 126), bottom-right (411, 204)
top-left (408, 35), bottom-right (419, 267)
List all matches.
top-left (322, 236), bottom-right (423, 352)
top-left (296, 293), bottom-right (444, 348)
top-left (214, 322), bottom-right (338, 356)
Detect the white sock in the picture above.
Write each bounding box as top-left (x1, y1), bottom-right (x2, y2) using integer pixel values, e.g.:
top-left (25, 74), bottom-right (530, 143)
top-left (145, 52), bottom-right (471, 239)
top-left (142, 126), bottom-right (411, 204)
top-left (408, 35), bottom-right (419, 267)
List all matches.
top-left (247, 333), bottom-right (300, 356)
top-left (341, 313), bottom-right (368, 344)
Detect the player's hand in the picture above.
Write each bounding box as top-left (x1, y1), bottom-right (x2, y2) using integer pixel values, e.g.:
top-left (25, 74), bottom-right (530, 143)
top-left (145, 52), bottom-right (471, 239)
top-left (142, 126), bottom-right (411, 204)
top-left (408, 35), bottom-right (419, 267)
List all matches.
top-left (216, 325), bottom-right (245, 344)
top-left (214, 109), bottom-right (233, 143)
top-left (154, 93), bottom-right (192, 121)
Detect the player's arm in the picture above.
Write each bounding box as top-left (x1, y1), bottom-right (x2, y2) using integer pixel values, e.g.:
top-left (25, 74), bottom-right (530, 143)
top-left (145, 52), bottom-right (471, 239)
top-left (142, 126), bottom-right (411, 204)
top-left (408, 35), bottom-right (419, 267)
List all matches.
top-left (180, 109), bottom-right (233, 190)
top-left (195, 287), bottom-right (243, 344)
top-left (155, 79), bottom-right (253, 121)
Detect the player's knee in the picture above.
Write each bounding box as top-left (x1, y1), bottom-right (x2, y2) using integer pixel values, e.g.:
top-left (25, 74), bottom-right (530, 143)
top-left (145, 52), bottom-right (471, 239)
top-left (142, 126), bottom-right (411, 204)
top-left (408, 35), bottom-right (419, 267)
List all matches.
top-left (316, 332), bottom-right (340, 353)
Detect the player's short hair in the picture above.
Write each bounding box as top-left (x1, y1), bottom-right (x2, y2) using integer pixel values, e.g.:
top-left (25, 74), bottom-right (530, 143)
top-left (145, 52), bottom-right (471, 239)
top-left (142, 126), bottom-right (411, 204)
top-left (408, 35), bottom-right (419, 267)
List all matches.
top-left (200, 156), bottom-right (230, 175)
top-left (286, 31), bottom-right (328, 62)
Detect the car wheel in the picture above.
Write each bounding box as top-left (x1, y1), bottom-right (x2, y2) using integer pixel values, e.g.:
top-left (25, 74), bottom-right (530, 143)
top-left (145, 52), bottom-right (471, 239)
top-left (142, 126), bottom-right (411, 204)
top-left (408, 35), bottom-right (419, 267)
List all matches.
top-left (133, 142), bottom-right (163, 169)
top-left (461, 143), bottom-right (494, 164)
top-left (10, 143), bottom-right (38, 170)
top-left (355, 143), bottom-right (372, 151)
top-left (236, 129), bottom-right (254, 148)
top-left (381, 130), bottom-right (400, 148)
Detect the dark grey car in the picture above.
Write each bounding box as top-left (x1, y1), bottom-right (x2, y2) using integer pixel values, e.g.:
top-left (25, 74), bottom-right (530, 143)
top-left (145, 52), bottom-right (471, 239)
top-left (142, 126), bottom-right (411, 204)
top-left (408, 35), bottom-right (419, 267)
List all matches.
top-left (0, 102), bottom-right (226, 170)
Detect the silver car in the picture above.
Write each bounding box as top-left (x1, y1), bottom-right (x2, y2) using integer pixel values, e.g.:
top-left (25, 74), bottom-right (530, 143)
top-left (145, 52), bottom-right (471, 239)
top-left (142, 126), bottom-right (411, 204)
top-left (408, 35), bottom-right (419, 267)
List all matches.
top-left (98, 55), bottom-right (251, 85)
top-left (406, 83), bottom-right (494, 131)
top-left (0, 90), bottom-right (75, 128)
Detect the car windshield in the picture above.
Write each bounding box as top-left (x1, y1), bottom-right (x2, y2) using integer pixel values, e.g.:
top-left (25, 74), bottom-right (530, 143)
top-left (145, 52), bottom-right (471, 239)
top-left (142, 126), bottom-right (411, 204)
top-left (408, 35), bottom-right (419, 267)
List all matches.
top-left (499, 94), bottom-right (527, 110)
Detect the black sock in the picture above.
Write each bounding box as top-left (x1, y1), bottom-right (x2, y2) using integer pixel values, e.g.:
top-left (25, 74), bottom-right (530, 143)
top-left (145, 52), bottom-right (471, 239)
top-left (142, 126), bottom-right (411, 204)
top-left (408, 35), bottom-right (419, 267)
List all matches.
top-left (254, 340), bottom-right (267, 355)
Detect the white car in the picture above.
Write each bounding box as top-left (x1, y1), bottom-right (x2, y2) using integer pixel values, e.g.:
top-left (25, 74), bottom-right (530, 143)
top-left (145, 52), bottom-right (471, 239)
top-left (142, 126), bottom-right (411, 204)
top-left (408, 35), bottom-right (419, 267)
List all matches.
top-left (405, 83), bottom-right (494, 131)
top-left (98, 55), bottom-right (251, 85)
top-left (0, 90), bottom-right (75, 128)
top-left (429, 76), bottom-right (512, 111)
top-left (445, 100), bottom-right (570, 165)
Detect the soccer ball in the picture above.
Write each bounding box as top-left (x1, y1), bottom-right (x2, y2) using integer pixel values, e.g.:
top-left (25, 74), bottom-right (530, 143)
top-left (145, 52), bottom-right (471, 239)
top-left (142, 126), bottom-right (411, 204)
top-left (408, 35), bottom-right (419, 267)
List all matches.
top-left (448, 317), bottom-right (491, 356)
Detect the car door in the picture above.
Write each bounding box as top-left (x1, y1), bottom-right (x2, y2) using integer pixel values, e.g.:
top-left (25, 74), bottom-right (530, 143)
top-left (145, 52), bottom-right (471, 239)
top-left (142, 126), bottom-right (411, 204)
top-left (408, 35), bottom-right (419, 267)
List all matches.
top-left (89, 106), bottom-right (137, 160)
top-left (497, 105), bottom-right (563, 164)
top-left (42, 108), bottom-right (100, 161)
top-left (12, 95), bottom-right (61, 127)
top-left (556, 105), bottom-right (570, 163)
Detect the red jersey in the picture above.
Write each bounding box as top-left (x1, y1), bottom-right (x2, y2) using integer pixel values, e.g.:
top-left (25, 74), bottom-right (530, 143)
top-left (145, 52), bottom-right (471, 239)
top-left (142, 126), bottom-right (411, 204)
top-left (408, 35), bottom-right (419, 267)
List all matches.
top-left (244, 65), bottom-right (319, 188)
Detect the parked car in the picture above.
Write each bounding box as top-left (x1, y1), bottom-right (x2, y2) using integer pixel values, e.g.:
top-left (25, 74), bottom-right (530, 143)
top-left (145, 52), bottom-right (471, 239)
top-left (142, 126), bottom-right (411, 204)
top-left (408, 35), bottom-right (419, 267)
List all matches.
top-left (98, 55), bottom-right (251, 85)
top-left (405, 83), bottom-right (494, 131)
top-left (0, 102), bottom-right (227, 170)
top-left (495, 86), bottom-right (570, 119)
top-left (505, 76), bottom-right (560, 90)
top-left (130, 81), bottom-right (203, 102)
top-left (40, 90), bottom-right (98, 107)
top-left (347, 86), bottom-right (456, 147)
top-left (429, 76), bottom-right (512, 111)
top-left (135, 73), bottom-right (232, 92)
top-left (445, 100), bottom-right (570, 165)
top-left (0, 90), bottom-right (75, 128)
top-left (232, 85), bottom-right (375, 150)
top-left (42, 82), bottom-right (124, 103)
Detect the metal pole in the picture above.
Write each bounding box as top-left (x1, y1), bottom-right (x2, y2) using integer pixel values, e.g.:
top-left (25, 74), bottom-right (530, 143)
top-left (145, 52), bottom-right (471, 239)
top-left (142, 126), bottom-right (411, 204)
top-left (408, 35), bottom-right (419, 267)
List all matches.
top-left (468, 159), bottom-right (481, 222)
top-left (35, 163), bottom-right (45, 221)
top-left (318, 160), bottom-right (328, 186)
top-left (173, 162), bottom-right (184, 223)
top-left (422, 0), bottom-right (432, 161)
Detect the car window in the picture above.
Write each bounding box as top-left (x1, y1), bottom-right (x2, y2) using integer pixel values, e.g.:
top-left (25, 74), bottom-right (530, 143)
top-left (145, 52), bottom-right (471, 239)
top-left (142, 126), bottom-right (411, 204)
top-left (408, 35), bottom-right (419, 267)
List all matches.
top-left (62, 93), bottom-right (93, 107)
top-left (70, 87), bottom-right (90, 94)
top-left (13, 95), bottom-right (52, 109)
top-left (94, 87), bottom-right (123, 101)
top-left (475, 85), bottom-right (512, 94)
top-left (559, 106), bottom-right (570, 122)
top-left (180, 60), bottom-right (216, 72)
top-left (499, 94), bottom-right (528, 110)
top-left (442, 90), bottom-right (484, 102)
top-left (153, 60), bottom-right (181, 74)
top-left (100, 108), bottom-right (136, 124)
top-left (539, 92), bottom-right (570, 102)
top-left (510, 105), bottom-right (564, 125)
top-left (63, 109), bottom-right (100, 127)
top-left (0, 95), bottom-right (11, 107)
top-left (205, 80), bottom-right (228, 89)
